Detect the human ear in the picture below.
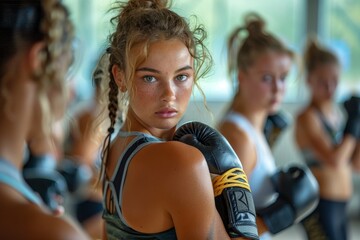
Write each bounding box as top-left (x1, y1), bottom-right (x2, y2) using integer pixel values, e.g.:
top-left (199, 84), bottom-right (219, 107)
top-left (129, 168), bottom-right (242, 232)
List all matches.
top-left (237, 71), bottom-right (245, 85)
top-left (112, 64), bottom-right (127, 92)
top-left (28, 41), bottom-right (45, 74)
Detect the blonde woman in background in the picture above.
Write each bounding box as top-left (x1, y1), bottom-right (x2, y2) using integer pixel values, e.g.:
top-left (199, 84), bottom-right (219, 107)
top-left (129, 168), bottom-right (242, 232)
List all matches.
top-left (295, 39), bottom-right (360, 240)
top-left (64, 52), bottom-right (113, 239)
top-left (0, 0), bottom-right (89, 239)
top-left (218, 13), bottom-right (319, 240)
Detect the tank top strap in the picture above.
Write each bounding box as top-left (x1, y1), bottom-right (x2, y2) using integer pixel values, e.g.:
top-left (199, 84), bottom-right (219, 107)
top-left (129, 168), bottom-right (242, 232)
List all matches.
top-left (223, 111), bottom-right (258, 144)
top-left (314, 109), bottom-right (343, 144)
top-left (301, 108), bottom-right (344, 167)
top-left (0, 158), bottom-right (43, 205)
top-left (103, 132), bottom-right (163, 226)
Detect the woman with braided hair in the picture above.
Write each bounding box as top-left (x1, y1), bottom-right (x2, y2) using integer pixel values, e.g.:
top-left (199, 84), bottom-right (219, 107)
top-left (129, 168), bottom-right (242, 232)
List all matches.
top-left (98, 0), bottom-right (257, 239)
top-left (218, 13), bottom-right (319, 240)
top-left (63, 51), bottom-right (114, 239)
top-left (0, 0), bottom-right (89, 239)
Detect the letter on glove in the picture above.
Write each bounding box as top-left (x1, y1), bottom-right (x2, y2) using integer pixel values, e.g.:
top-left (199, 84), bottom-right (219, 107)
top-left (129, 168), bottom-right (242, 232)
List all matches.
top-left (173, 121), bottom-right (259, 240)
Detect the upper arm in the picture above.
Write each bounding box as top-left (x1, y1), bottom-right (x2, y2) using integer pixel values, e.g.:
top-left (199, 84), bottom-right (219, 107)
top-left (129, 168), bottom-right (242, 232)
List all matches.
top-left (68, 111), bottom-right (102, 165)
top-left (295, 110), bottom-right (355, 166)
top-left (219, 122), bottom-right (257, 177)
top-left (158, 142), bottom-right (230, 240)
top-left (102, 222), bottom-right (108, 240)
top-left (7, 203), bottom-right (89, 240)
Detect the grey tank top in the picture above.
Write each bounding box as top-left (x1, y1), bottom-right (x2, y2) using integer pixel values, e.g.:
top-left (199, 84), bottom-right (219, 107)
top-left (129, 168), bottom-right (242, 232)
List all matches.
top-left (103, 131), bottom-right (177, 240)
top-left (300, 109), bottom-right (343, 168)
top-left (0, 158), bottom-right (43, 205)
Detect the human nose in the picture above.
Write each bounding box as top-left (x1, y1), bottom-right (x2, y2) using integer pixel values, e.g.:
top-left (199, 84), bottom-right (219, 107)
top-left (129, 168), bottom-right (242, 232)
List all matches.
top-left (161, 80), bottom-right (176, 102)
top-left (325, 80), bottom-right (336, 92)
top-left (272, 78), bottom-right (284, 93)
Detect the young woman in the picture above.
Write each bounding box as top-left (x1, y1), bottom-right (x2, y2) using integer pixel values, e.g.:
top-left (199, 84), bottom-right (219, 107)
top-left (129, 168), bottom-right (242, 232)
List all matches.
top-left (64, 52), bottom-right (112, 239)
top-left (217, 13), bottom-right (319, 240)
top-left (0, 0), bottom-right (89, 239)
top-left (98, 0), bottom-right (257, 239)
top-left (295, 39), bottom-right (360, 240)
top-left (23, 94), bottom-right (69, 215)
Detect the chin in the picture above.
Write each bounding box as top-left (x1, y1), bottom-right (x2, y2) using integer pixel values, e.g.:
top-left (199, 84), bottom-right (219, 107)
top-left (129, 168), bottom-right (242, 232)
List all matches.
top-left (268, 104), bottom-right (280, 114)
top-left (156, 119), bottom-right (179, 130)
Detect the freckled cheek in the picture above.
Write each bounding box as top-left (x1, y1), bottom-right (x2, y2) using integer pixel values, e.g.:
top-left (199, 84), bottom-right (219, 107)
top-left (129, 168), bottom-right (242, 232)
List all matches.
top-left (279, 82), bottom-right (286, 94)
top-left (133, 85), bottom-right (157, 100)
top-left (176, 85), bottom-right (193, 102)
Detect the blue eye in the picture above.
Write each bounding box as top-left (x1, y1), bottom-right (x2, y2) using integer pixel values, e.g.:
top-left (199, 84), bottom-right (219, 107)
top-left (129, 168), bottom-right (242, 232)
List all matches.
top-left (143, 76), bottom-right (156, 83)
top-left (263, 74), bottom-right (273, 82)
top-left (176, 74), bottom-right (188, 82)
top-left (280, 74), bottom-right (287, 82)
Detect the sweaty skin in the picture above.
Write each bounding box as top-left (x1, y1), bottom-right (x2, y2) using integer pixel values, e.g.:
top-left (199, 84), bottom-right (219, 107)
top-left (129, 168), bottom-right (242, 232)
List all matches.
top-left (105, 39), bottom-right (247, 240)
top-left (219, 51), bottom-right (293, 236)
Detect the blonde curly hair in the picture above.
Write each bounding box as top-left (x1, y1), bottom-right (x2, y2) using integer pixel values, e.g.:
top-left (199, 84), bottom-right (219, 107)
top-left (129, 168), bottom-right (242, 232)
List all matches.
top-left (0, 0), bottom-right (74, 134)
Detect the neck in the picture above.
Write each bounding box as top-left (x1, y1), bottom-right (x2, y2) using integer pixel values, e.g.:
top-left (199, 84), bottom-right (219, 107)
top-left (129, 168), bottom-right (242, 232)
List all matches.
top-left (230, 94), bottom-right (267, 131)
top-left (0, 79), bottom-right (36, 169)
top-left (310, 98), bottom-right (334, 114)
top-left (122, 109), bottom-right (176, 140)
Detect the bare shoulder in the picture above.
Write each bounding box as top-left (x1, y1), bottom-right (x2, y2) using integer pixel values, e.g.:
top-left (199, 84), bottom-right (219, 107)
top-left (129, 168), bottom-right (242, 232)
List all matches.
top-left (133, 140), bottom-right (212, 190)
top-left (0, 201), bottom-right (89, 240)
top-left (296, 106), bottom-right (318, 126)
top-left (295, 105), bottom-right (330, 150)
top-left (35, 213), bottom-right (89, 240)
top-left (136, 140), bottom-right (206, 170)
top-left (218, 121), bottom-right (256, 175)
top-left (219, 121), bottom-right (255, 155)
top-left (219, 121), bottom-right (253, 148)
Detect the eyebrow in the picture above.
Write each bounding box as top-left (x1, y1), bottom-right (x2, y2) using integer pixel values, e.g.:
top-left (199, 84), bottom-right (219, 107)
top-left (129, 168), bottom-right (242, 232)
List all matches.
top-left (136, 65), bottom-right (193, 74)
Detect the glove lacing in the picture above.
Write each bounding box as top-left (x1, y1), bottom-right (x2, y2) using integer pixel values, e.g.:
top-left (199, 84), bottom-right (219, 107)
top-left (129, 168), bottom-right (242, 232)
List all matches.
top-left (212, 168), bottom-right (251, 197)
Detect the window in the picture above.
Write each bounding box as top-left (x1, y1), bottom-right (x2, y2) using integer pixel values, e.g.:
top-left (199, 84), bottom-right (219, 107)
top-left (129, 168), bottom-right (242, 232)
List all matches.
top-left (63, 0), bottom-right (114, 100)
top-left (169, 0), bottom-right (306, 102)
top-left (63, 0), bottom-right (357, 103)
top-left (323, 0), bottom-right (360, 98)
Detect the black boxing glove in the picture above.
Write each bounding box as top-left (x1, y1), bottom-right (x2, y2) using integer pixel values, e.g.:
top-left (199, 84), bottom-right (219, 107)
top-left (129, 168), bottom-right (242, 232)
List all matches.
top-left (23, 169), bottom-right (68, 212)
top-left (264, 112), bottom-right (290, 148)
top-left (173, 121), bottom-right (259, 240)
top-left (257, 164), bottom-right (319, 234)
top-left (343, 95), bottom-right (360, 139)
top-left (57, 158), bottom-right (92, 193)
top-left (23, 153), bottom-right (68, 212)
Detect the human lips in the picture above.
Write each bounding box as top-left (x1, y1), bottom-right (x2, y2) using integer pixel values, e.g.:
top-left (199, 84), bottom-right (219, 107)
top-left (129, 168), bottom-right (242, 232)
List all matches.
top-left (271, 98), bottom-right (280, 105)
top-left (271, 95), bottom-right (282, 104)
top-left (155, 107), bottom-right (178, 118)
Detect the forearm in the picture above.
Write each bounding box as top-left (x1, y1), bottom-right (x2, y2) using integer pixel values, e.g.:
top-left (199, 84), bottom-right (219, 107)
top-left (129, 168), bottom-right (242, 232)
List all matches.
top-left (102, 222), bottom-right (107, 240)
top-left (329, 135), bottom-right (357, 166)
top-left (351, 141), bottom-right (360, 171)
top-left (255, 216), bottom-right (268, 235)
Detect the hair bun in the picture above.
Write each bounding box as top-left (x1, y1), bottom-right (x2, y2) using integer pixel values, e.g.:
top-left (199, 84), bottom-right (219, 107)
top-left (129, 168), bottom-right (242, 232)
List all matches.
top-left (244, 13), bottom-right (265, 37)
top-left (119, 0), bottom-right (169, 22)
top-left (126, 0), bottom-right (168, 11)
